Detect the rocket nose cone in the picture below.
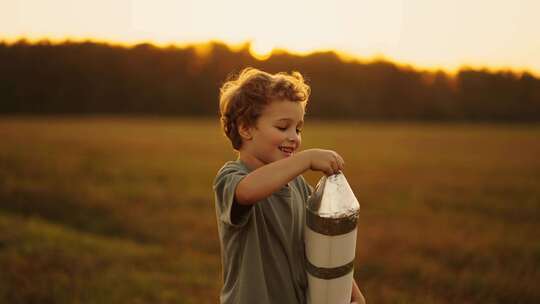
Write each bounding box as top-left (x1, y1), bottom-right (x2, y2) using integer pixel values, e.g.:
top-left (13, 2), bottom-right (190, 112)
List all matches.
top-left (307, 173), bottom-right (360, 218)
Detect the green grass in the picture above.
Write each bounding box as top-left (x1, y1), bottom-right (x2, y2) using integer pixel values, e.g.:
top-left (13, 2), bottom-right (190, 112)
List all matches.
top-left (0, 116), bottom-right (539, 303)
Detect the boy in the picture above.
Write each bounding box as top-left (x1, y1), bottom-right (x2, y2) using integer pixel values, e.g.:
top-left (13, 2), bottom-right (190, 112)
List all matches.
top-left (213, 67), bottom-right (365, 303)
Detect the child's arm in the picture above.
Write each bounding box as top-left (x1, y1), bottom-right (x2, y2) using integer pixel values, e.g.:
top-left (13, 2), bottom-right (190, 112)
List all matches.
top-left (235, 149), bottom-right (344, 205)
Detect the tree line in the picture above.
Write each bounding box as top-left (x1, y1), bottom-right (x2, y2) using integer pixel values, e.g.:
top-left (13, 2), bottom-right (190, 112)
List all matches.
top-left (1, 39), bottom-right (539, 121)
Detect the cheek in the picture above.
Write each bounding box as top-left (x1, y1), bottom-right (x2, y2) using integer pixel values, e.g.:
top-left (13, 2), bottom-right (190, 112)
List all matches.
top-left (270, 130), bottom-right (286, 144)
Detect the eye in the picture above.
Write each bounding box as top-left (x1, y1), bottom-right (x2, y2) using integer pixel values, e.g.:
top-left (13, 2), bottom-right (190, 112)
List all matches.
top-left (276, 126), bottom-right (287, 131)
top-left (296, 128), bottom-right (303, 134)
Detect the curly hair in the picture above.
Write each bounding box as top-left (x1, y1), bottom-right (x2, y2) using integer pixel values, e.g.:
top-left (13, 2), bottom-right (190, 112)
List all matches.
top-left (218, 67), bottom-right (311, 150)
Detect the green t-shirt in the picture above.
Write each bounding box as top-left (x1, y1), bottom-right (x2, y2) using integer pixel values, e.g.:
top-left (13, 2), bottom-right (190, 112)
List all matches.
top-left (213, 159), bottom-right (313, 304)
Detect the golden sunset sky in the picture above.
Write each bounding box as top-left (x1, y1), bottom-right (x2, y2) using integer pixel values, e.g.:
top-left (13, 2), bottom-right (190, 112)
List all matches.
top-left (1, 0), bottom-right (539, 74)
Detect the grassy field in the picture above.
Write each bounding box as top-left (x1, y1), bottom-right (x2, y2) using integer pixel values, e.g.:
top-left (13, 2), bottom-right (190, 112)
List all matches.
top-left (0, 117), bottom-right (539, 304)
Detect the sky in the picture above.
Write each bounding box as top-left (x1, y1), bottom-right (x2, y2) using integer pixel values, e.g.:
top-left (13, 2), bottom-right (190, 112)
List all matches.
top-left (1, 0), bottom-right (539, 75)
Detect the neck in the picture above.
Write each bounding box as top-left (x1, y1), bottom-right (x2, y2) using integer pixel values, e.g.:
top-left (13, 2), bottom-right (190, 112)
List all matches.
top-left (238, 151), bottom-right (265, 171)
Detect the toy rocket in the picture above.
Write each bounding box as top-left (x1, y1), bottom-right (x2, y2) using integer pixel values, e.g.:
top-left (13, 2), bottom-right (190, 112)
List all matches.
top-left (305, 173), bottom-right (360, 304)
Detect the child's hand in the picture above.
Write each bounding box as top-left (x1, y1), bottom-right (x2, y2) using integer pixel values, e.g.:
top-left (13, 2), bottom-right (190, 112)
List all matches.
top-left (300, 149), bottom-right (345, 176)
top-left (350, 279), bottom-right (366, 304)
top-left (351, 293), bottom-right (366, 304)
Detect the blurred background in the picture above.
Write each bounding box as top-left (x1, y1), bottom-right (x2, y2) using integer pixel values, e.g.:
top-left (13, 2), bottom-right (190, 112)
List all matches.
top-left (1, 1), bottom-right (539, 303)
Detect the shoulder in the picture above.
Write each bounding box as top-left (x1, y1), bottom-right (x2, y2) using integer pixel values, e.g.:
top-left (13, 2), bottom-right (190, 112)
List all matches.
top-left (216, 160), bottom-right (249, 176)
top-left (213, 160), bottom-right (249, 187)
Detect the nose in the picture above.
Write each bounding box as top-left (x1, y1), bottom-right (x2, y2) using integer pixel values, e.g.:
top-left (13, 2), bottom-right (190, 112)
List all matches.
top-left (287, 130), bottom-right (300, 143)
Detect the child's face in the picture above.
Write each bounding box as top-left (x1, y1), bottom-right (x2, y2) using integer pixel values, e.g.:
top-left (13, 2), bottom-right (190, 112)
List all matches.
top-left (241, 100), bottom-right (305, 167)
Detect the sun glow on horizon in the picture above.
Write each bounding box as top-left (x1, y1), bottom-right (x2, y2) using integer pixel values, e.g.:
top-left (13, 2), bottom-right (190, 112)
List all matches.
top-left (249, 40), bottom-right (274, 61)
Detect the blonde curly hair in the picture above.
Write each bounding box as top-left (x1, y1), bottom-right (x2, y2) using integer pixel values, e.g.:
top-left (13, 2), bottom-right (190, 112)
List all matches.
top-left (218, 67), bottom-right (311, 150)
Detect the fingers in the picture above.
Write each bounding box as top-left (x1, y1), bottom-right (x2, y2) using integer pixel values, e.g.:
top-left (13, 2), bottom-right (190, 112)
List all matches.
top-left (334, 152), bottom-right (345, 171)
top-left (324, 167), bottom-right (335, 176)
top-left (336, 154), bottom-right (345, 169)
top-left (332, 152), bottom-right (345, 174)
top-left (311, 149), bottom-right (346, 176)
top-left (330, 158), bottom-right (339, 174)
top-left (324, 152), bottom-right (345, 176)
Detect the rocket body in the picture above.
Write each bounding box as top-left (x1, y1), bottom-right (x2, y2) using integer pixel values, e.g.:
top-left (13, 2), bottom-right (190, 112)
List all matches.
top-left (305, 173), bottom-right (360, 304)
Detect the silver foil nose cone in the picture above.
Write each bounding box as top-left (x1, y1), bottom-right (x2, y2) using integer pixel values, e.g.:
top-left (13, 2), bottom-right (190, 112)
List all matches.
top-left (306, 172), bottom-right (360, 236)
top-left (307, 172), bottom-right (360, 217)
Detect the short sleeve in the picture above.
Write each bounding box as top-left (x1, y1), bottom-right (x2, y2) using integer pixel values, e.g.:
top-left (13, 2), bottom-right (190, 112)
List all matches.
top-left (296, 175), bottom-right (314, 205)
top-left (213, 162), bottom-right (253, 228)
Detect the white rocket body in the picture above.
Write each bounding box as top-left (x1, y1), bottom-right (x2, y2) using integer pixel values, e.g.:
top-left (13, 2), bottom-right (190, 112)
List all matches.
top-left (305, 173), bottom-right (360, 304)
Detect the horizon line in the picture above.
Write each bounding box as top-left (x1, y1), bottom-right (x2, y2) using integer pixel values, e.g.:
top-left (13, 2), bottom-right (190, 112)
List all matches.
top-left (1, 35), bottom-right (538, 78)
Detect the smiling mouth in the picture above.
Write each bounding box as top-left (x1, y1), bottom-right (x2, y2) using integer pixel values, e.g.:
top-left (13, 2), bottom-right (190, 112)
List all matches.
top-left (279, 146), bottom-right (295, 154)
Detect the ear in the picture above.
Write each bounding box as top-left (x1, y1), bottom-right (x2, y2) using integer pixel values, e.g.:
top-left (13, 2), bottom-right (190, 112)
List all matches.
top-left (238, 122), bottom-right (253, 141)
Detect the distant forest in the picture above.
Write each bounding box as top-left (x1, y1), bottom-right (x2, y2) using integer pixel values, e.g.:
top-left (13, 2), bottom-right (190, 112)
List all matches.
top-left (1, 39), bottom-right (539, 121)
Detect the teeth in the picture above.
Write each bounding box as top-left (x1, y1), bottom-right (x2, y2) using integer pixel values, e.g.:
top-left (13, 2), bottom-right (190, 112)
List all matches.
top-left (280, 147), bottom-right (294, 153)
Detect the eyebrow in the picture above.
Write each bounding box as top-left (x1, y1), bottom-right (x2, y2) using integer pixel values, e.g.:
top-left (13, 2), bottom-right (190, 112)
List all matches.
top-left (276, 118), bottom-right (304, 125)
